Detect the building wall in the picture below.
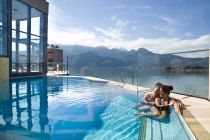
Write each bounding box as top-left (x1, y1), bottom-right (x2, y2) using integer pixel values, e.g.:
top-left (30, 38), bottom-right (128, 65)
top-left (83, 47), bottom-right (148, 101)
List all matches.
top-left (47, 48), bottom-right (63, 71)
top-left (47, 48), bottom-right (63, 63)
top-left (0, 57), bottom-right (9, 80)
top-left (21, 0), bottom-right (49, 14)
top-left (0, 0), bottom-right (49, 77)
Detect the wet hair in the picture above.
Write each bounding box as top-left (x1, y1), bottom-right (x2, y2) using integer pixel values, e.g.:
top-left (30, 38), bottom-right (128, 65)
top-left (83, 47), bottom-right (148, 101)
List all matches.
top-left (160, 85), bottom-right (173, 95)
top-left (155, 82), bottom-right (162, 87)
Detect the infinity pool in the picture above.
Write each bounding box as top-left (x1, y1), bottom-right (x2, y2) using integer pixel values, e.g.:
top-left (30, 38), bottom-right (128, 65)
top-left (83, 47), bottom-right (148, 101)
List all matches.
top-left (0, 76), bottom-right (193, 140)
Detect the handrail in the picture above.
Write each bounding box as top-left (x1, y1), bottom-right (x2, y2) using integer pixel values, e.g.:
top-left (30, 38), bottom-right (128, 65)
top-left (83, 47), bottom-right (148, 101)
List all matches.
top-left (161, 49), bottom-right (209, 55)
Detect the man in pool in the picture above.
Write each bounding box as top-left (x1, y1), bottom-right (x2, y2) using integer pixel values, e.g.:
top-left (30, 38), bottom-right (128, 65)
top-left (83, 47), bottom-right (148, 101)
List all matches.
top-left (133, 82), bottom-right (162, 111)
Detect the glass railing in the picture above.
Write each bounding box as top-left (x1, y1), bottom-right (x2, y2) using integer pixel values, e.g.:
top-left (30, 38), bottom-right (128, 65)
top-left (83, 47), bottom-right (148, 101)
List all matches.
top-left (47, 62), bottom-right (69, 74)
top-left (137, 49), bottom-right (209, 99)
top-left (68, 49), bottom-right (209, 100)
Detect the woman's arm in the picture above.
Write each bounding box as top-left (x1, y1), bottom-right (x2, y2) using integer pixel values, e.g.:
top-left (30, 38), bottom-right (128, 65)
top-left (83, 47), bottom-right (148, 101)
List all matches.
top-left (155, 98), bottom-right (172, 107)
top-left (172, 98), bottom-right (184, 115)
top-left (140, 100), bottom-right (155, 105)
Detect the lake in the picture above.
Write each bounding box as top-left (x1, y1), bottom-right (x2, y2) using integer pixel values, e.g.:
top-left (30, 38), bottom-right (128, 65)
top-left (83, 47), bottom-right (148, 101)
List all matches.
top-left (69, 67), bottom-right (208, 99)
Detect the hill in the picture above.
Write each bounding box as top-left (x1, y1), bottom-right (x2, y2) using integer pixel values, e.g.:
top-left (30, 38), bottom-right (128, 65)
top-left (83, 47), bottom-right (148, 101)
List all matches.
top-left (59, 45), bottom-right (208, 69)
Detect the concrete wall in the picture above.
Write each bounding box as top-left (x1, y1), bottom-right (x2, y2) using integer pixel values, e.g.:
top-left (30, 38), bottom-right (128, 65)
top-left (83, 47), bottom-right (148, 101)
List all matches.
top-left (0, 57), bottom-right (9, 80)
top-left (21, 0), bottom-right (49, 14)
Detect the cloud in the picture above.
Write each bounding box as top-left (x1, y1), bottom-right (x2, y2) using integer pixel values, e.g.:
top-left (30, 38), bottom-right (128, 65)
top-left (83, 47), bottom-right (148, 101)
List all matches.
top-left (152, 25), bottom-right (176, 35)
top-left (93, 16), bottom-right (130, 41)
top-left (131, 26), bottom-right (139, 31)
top-left (49, 26), bottom-right (98, 46)
top-left (129, 35), bottom-right (210, 53)
top-left (138, 5), bottom-right (151, 10)
top-left (49, 23), bottom-right (210, 54)
top-left (185, 32), bottom-right (192, 37)
top-left (111, 5), bottom-right (126, 10)
top-left (110, 15), bottom-right (130, 27)
top-left (95, 27), bottom-right (123, 41)
top-left (48, 1), bottom-right (210, 54)
top-left (48, 2), bottom-right (72, 27)
top-left (159, 16), bottom-right (177, 26)
top-left (48, 1), bottom-right (98, 46)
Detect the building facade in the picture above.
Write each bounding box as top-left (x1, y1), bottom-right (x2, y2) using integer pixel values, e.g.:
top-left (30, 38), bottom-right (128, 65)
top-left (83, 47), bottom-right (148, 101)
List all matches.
top-left (0, 0), bottom-right (48, 78)
top-left (47, 46), bottom-right (63, 71)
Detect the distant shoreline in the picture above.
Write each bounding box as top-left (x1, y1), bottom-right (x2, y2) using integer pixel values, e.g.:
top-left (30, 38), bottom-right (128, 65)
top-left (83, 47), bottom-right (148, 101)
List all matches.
top-left (165, 67), bottom-right (208, 73)
top-left (70, 66), bottom-right (209, 73)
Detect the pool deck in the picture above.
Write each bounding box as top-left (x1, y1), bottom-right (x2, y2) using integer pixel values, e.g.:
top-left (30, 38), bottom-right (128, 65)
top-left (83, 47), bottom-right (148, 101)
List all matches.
top-left (82, 76), bottom-right (210, 140)
top-left (47, 71), bottom-right (69, 76)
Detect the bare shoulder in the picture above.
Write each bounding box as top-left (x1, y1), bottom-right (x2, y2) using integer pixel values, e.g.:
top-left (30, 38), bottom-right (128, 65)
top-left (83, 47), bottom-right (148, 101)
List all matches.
top-left (145, 92), bottom-right (153, 97)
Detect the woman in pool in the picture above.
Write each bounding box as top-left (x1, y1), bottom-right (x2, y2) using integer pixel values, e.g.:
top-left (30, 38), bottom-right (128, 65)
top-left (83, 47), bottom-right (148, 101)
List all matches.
top-left (133, 82), bottom-right (184, 115)
top-left (136, 85), bottom-right (175, 119)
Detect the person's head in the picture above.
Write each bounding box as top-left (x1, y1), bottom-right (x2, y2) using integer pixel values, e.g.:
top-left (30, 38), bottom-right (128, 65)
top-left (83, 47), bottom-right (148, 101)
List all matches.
top-left (155, 82), bottom-right (162, 89)
top-left (160, 85), bottom-right (173, 98)
top-left (153, 82), bottom-right (162, 97)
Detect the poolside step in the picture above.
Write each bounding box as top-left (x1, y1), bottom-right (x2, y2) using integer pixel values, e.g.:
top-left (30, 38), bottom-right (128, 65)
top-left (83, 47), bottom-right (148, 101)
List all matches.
top-left (143, 108), bottom-right (191, 140)
top-left (84, 96), bottom-right (141, 140)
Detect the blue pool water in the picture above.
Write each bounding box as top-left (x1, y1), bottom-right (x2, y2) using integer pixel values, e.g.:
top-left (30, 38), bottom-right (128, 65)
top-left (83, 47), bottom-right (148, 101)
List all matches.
top-left (0, 76), bottom-right (193, 140)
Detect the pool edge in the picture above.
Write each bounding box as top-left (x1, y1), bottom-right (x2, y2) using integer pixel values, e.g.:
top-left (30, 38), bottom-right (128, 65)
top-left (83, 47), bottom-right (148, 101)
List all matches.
top-left (75, 76), bottom-right (210, 140)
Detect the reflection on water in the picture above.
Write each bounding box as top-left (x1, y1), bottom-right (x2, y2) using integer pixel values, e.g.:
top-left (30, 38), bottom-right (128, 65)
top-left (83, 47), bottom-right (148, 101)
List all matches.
top-left (70, 67), bottom-right (208, 98)
top-left (0, 76), bottom-right (139, 140)
top-left (0, 77), bottom-right (50, 139)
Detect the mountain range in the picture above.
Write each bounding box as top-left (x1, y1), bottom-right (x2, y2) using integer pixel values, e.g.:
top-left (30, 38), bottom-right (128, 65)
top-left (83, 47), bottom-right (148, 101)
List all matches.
top-left (59, 45), bottom-right (208, 69)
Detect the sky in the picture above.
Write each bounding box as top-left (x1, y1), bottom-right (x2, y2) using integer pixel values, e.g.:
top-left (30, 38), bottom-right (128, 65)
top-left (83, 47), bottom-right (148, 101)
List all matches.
top-left (47, 0), bottom-right (210, 54)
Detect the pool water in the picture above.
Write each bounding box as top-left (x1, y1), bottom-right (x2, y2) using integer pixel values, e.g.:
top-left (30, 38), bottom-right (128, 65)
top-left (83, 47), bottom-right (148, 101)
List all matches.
top-left (144, 108), bottom-right (192, 140)
top-left (0, 76), bottom-right (193, 140)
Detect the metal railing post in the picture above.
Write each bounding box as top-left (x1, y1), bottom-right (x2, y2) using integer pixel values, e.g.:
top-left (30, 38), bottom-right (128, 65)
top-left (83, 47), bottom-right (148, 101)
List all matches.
top-left (137, 52), bottom-right (139, 103)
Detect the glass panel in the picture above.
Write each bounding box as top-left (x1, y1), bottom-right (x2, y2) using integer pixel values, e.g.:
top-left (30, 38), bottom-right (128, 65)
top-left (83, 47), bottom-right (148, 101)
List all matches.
top-left (0, 0), bottom-right (2, 26)
top-left (12, 41), bottom-right (16, 72)
top-left (0, 0), bottom-right (7, 56)
top-left (31, 35), bottom-right (40, 72)
top-left (0, 27), bottom-right (7, 56)
top-left (18, 42), bottom-right (27, 73)
top-left (12, 0), bottom-right (28, 32)
top-left (12, 30), bottom-right (16, 72)
top-left (136, 50), bottom-right (209, 99)
top-left (10, 0), bottom-right (46, 74)
top-left (20, 20), bottom-right (27, 32)
top-left (12, 30), bottom-right (28, 73)
top-left (31, 8), bottom-right (41, 36)
top-left (39, 36), bottom-right (44, 73)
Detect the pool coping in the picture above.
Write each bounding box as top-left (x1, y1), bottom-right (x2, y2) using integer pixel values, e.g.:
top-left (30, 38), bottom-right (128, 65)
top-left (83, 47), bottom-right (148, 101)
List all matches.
top-left (80, 76), bottom-right (210, 140)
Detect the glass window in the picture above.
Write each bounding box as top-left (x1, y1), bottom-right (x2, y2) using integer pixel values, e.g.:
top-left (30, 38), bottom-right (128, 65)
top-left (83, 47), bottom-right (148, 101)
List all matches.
top-left (31, 35), bottom-right (41, 72)
top-left (0, 29), bottom-right (7, 56)
top-left (0, 0), bottom-right (2, 26)
top-left (12, 0), bottom-right (28, 32)
top-left (12, 41), bottom-right (16, 72)
top-left (0, 0), bottom-right (8, 56)
top-left (11, 0), bottom-right (46, 74)
top-left (0, 0), bottom-right (6, 27)
top-left (31, 8), bottom-right (41, 36)
top-left (12, 0), bottom-right (29, 73)
top-left (18, 42), bottom-right (27, 73)
top-left (12, 30), bottom-right (28, 73)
